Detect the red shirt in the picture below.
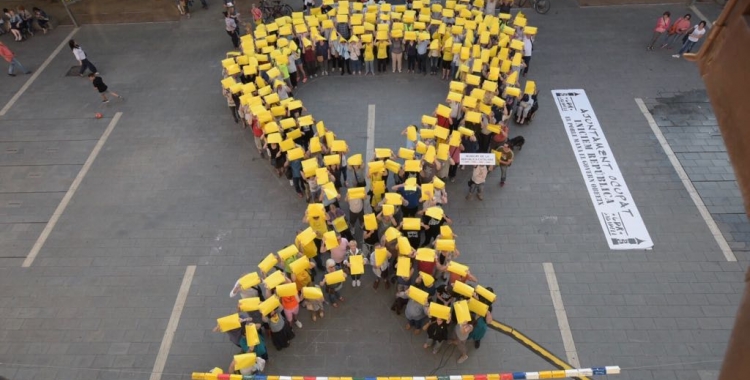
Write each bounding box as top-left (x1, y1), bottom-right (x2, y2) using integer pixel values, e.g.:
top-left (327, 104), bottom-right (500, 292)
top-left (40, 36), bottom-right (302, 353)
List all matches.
top-left (251, 118), bottom-right (263, 137)
top-left (417, 259), bottom-right (436, 277)
top-left (0, 44), bottom-right (15, 63)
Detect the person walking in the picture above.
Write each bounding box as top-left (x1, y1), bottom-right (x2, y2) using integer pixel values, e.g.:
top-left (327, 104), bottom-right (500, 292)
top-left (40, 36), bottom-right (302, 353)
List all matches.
top-left (661, 14), bottom-right (691, 49)
top-left (225, 11), bottom-right (240, 48)
top-left (0, 42), bottom-right (30, 76)
top-left (496, 143), bottom-right (514, 187)
top-left (673, 21), bottom-right (707, 58)
top-left (69, 40), bottom-right (98, 77)
top-left (466, 165), bottom-right (489, 201)
top-left (89, 73), bottom-right (122, 103)
top-left (647, 11), bottom-right (671, 50)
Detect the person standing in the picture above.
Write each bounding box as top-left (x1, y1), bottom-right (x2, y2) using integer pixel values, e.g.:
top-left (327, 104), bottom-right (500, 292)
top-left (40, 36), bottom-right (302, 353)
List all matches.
top-left (225, 11), bottom-right (240, 48)
top-left (69, 40), bottom-right (99, 77)
top-left (406, 40), bottom-right (418, 73)
top-left (647, 11), bottom-right (671, 50)
top-left (89, 73), bottom-right (122, 103)
top-left (316, 39), bottom-right (330, 76)
top-left (423, 317), bottom-right (449, 354)
top-left (522, 33), bottom-right (533, 77)
top-left (391, 37), bottom-right (404, 73)
top-left (661, 14), bottom-right (691, 49)
top-left (416, 37), bottom-right (429, 75)
top-left (466, 165), bottom-right (489, 201)
top-left (376, 38), bottom-right (390, 73)
top-left (673, 21), bottom-right (707, 58)
top-left (484, 0), bottom-right (497, 15)
top-left (0, 42), bottom-right (30, 77)
top-left (496, 143), bottom-right (514, 187)
top-left (453, 321), bottom-right (473, 364)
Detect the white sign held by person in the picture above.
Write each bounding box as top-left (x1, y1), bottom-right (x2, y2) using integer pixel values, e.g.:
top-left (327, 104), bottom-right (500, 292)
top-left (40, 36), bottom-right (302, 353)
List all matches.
top-left (460, 153), bottom-right (496, 166)
top-left (552, 89), bottom-right (653, 250)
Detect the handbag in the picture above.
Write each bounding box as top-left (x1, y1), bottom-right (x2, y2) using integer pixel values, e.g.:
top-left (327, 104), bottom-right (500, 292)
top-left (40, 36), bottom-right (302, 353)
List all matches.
top-left (317, 55), bottom-right (324, 63)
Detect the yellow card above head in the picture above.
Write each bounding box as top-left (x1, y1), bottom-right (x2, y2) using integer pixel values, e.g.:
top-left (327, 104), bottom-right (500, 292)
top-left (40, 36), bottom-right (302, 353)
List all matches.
top-left (476, 284), bottom-right (497, 303)
top-left (458, 126), bottom-right (475, 136)
top-left (416, 248), bottom-right (435, 262)
top-left (316, 167), bottom-right (330, 185)
top-left (221, 77), bottom-right (236, 89)
top-left (238, 272), bottom-right (261, 290)
top-left (264, 270), bottom-right (286, 290)
top-left (500, 59), bottom-right (512, 74)
top-left (397, 256), bottom-right (411, 278)
top-left (308, 136), bottom-right (322, 153)
top-left (385, 159), bottom-right (401, 173)
top-left (347, 154), bottom-right (363, 167)
top-left (239, 297), bottom-right (261, 312)
top-left (465, 111), bottom-right (482, 124)
top-left (323, 230), bottom-right (339, 250)
top-left (398, 236), bottom-right (412, 255)
top-left (258, 253), bottom-right (279, 273)
top-left (453, 280), bottom-right (475, 298)
top-left (420, 129), bottom-right (435, 140)
top-left (450, 81), bottom-right (466, 93)
top-left (415, 140), bottom-right (428, 154)
top-left (245, 324), bottom-right (260, 346)
top-left (524, 26), bottom-right (538, 35)
top-left (469, 298), bottom-right (489, 316)
top-left (222, 57), bottom-right (236, 68)
top-left (405, 159), bottom-right (422, 173)
top-left (349, 254), bottom-right (365, 275)
top-left (420, 183), bottom-right (434, 201)
top-left (436, 238), bottom-right (456, 252)
top-left (297, 227), bottom-right (316, 245)
top-left (466, 74), bottom-right (481, 86)
top-left (278, 244), bottom-right (299, 261)
top-left (514, 16), bottom-right (527, 27)
top-left (425, 206), bottom-right (444, 220)
top-left (423, 145), bottom-right (436, 164)
top-left (420, 272), bottom-right (435, 288)
top-left (353, 25), bottom-right (365, 35)
top-left (524, 80), bottom-right (537, 95)
top-left (234, 353), bottom-right (257, 370)
top-left (289, 256), bottom-right (311, 274)
top-left (377, 30), bottom-right (388, 40)
top-left (406, 125), bottom-right (418, 142)
top-left (363, 213), bottom-right (378, 231)
top-left (404, 31), bottom-right (417, 41)
top-left (226, 64), bottom-right (241, 76)
top-left (322, 19), bottom-right (334, 29)
top-left (462, 96), bottom-right (478, 109)
top-left (447, 92), bottom-right (463, 103)
top-left (322, 181), bottom-right (339, 199)
top-left (259, 295), bottom-right (281, 316)
top-left (408, 286), bottom-right (429, 305)
top-left (435, 104), bottom-right (451, 118)
top-left (368, 160), bottom-right (385, 175)
top-left (347, 187), bottom-right (366, 200)
top-left (402, 217), bottom-right (421, 231)
top-left (436, 143), bottom-right (450, 161)
top-left (376, 148), bottom-right (393, 159)
top-left (510, 38), bottom-right (524, 51)
top-left (263, 122), bottom-right (280, 135)
top-left (280, 118), bottom-right (297, 130)
top-left (492, 96), bottom-right (506, 108)
top-left (302, 157), bottom-right (319, 172)
top-left (434, 177), bottom-right (446, 191)
top-left (332, 215), bottom-right (347, 232)
top-left (502, 25), bottom-right (515, 35)
top-left (371, 247), bottom-right (387, 267)
top-left (270, 105), bottom-right (286, 117)
top-left (264, 92), bottom-right (280, 106)
top-left (486, 123), bottom-right (501, 134)
top-left (324, 154), bottom-right (341, 166)
top-left (217, 313), bottom-right (241, 332)
top-left (422, 115), bottom-right (438, 126)
top-left (361, 34), bottom-right (373, 43)
top-left (382, 227), bottom-right (399, 243)
top-left (505, 86), bottom-right (521, 98)
top-left (447, 261), bottom-right (469, 278)
top-left (458, 63), bottom-right (469, 73)
top-left (404, 177), bottom-right (418, 192)
top-left (276, 282), bottom-right (298, 298)
top-left (454, 300), bottom-right (471, 324)
top-left (331, 140), bottom-right (348, 153)
top-left (243, 64), bottom-right (258, 76)
top-left (382, 203), bottom-right (395, 216)
top-left (302, 286), bottom-right (324, 300)
top-left (429, 302), bottom-right (451, 320)
top-left (448, 131), bottom-right (462, 147)
top-left (398, 148), bottom-right (415, 160)
top-left (325, 269), bottom-right (346, 285)
top-left (279, 138), bottom-right (295, 152)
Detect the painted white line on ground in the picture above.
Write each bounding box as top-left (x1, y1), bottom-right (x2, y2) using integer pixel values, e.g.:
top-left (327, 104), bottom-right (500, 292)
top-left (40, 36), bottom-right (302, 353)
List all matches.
top-left (0, 27), bottom-right (79, 116)
top-left (150, 265), bottom-right (196, 380)
top-left (366, 104), bottom-right (376, 163)
top-left (635, 98), bottom-right (736, 262)
top-left (22, 112), bottom-right (122, 267)
top-left (543, 262), bottom-right (581, 368)
top-left (688, 5), bottom-right (712, 27)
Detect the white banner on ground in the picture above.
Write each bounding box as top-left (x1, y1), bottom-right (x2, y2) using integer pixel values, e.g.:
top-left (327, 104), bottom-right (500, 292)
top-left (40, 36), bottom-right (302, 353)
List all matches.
top-left (552, 89), bottom-right (653, 250)
top-left (460, 153), bottom-right (496, 166)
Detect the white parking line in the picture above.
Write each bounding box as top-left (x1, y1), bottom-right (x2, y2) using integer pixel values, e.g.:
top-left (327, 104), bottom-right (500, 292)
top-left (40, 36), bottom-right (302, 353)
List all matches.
top-left (688, 5), bottom-right (712, 27)
top-left (150, 265), bottom-right (197, 380)
top-left (22, 112), bottom-right (122, 267)
top-left (635, 98), bottom-right (736, 262)
top-left (543, 262), bottom-right (581, 368)
top-left (0, 27), bottom-right (79, 116)
top-left (366, 104), bottom-right (376, 163)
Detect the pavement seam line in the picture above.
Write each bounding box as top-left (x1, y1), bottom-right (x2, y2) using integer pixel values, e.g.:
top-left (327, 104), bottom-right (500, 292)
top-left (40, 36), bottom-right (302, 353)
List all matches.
top-left (635, 98), bottom-right (737, 262)
top-left (0, 27), bottom-right (79, 116)
top-left (22, 112), bottom-right (122, 267)
top-left (543, 262), bottom-right (581, 369)
top-left (688, 5), bottom-right (712, 27)
top-left (150, 265), bottom-right (197, 380)
top-left (366, 104), bottom-right (376, 164)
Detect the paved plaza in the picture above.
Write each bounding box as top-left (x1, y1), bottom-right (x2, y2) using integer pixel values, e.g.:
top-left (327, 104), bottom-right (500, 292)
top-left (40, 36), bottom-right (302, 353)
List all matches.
top-left (0, 1), bottom-right (743, 380)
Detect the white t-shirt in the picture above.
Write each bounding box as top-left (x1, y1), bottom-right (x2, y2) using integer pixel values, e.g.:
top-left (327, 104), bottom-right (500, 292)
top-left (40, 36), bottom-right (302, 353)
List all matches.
top-left (73, 47), bottom-right (86, 61)
top-left (688, 27), bottom-right (705, 42)
top-left (523, 37), bottom-right (533, 57)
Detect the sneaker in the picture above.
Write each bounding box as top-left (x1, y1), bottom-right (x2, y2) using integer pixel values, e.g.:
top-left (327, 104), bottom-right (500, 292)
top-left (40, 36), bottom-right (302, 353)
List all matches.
top-left (500, 181), bottom-right (505, 187)
top-left (102, 99), bottom-right (110, 103)
top-left (474, 340), bottom-right (481, 348)
top-left (457, 355), bottom-right (469, 364)
top-left (477, 194), bottom-right (483, 201)
top-left (672, 54), bottom-right (680, 58)
top-left (356, 279), bottom-right (361, 287)
top-left (465, 194), bottom-right (472, 200)
top-left (352, 280), bottom-right (357, 287)
top-left (8, 73), bottom-right (16, 77)
top-left (289, 180), bottom-right (294, 186)
top-left (295, 320), bottom-right (303, 328)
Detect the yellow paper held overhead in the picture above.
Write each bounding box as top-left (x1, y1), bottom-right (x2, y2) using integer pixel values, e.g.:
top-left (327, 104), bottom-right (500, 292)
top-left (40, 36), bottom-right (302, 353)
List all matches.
top-left (435, 104), bottom-right (451, 118)
top-left (374, 247), bottom-right (388, 266)
top-left (287, 147), bottom-right (304, 161)
top-left (433, 177), bottom-right (446, 190)
top-left (510, 39), bottom-right (524, 50)
top-left (454, 300), bottom-right (471, 324)
top-left (420, 271), bottom-right (435, 286)
top-left (453, 280), bottom-right (475, 297)
top-left (447, 260), bottom-right (469, 276)
top-left (278, 244), bottom-right (299, 261)
top-left (316, 167), bottom-right (331, 185)
top-left (347, 187), bottom-right (366, 200)
top-left (423, 145), bottom-right (436, 164)
top-left (372, 180), bottom-right (386, 194)
top-left (258, 253), bottom-right (279, 273)
top-left (408, 286), bottom-right (429, 305)
top-left (429, 302), bottom-right (451, 320)
top-left (465, 111), bottom-right (482, 124)
top-left (323, 231), bottom-right (339, 250)
top-left (385, 159), bottom-right (402, 173)
top-left (415, 141), bottom-right (427, 154)
top-left (397, 256), bottom-right (411, 278)
top-left (306, 202), bottom-right (325, 217)
top-left (416, 248), bottom-right (435, 262)
top-left (398, 147), bottom-right (415, 160)
top-left (349, 254), bottom-right (365, 275)
top-left (297, 227), bottom-right (316, 245)
top-left (217, 313), bottom-right (241, 332)
top-left (382, 204), bottom-right (395, 216)
top-left (276, 282), bottom-right (298, 297)
top-left (420, 129), bottom-right (435, 140)
top-left (385, 192), bottom-right (403, 206)
top-left (398, 236), bottom-right (413, 255)
top-left (238, 297), bottom-right (261, 312)
top-left (324, 154), bottom-right (341, 166)
top-left (245, 324), bottom-right (260, 346)
top-left (325, 269), bottom-right (346, 285)
top-left (436, 239), bottom-right (456, 252)
top-left (385, 226), bottom-right (401, 242)
top-left (264, 270), bottom-right (286, 290)
top-left (422, 115), bottom-right (438, 126)
top-left (524, 80), bottom-right (537, 95)
top-left (505, 86), bottom-right (521, 98)
top-left (332, 216), bottom-right (348, 232)
top-left (279, 138), bottom-right (295, 152)
top-left (468, 297), bottom-right (489, 316)
top-left (440, 225), bottom-right (454, 239)
top-left (347, 154), bottom-right (363, 166)
top-left (375, 148), bottom-right (392, 159)
top-left (289, 256), bottom-right (311, 274)
top-left (425, 206), bottom-right (444, 220)
top-left (364, 214), bottom-right (378, 231)
top-left (436, 144), bottom-right (450, 161)
top-left (466, 74), bottom-right (481, 86)
top-left (368, 160), bottom-right (385, 175)
top-left (234, 353), bottom-right (257, 370)
top-left (238, 272), bottom-right (261, 289)
top-left (476, 284), bottom-right (497, 303)
top-left (259, 295), bottom-right (281, 316)
top-left (402, 217), bottom-right (421, 231)
top-left (302, 286), bottom-right (324, 300)
top-left (405, 159), bottom-right (422, 172)
top-left (331, 140), bottom-right (348, 153)
top-left (458, 126), bottom-right (475, 136)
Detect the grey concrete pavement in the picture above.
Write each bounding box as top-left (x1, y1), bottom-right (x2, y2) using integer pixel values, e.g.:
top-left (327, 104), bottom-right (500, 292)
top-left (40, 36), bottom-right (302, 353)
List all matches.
top-left (0, 2), bottom-right (745, 380)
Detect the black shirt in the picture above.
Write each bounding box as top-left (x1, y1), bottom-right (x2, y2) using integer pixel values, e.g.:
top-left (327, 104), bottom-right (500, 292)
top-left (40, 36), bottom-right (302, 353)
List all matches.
top-left (92, 77), bottom-right (107, 92)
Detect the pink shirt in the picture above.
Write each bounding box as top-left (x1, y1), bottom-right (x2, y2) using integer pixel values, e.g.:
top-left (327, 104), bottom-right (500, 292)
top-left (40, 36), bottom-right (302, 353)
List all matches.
top-left (654, 16), bottom-right (670, 33)
top-left (330, 238), bottom-right (348, 263)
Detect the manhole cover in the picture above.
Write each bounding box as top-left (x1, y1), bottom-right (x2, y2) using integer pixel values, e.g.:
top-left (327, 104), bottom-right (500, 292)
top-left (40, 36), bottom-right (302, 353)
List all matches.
top-left (65, 66), bottom-right (82, 77)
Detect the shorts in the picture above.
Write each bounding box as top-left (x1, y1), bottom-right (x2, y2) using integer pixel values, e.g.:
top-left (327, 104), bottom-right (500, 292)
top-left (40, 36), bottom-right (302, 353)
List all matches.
top-left (442, 59), bottom-right (451, 70)
top-left (253, 135), bottom-right (263, 151)
top-left (97, 86), bottom-right (108, 94)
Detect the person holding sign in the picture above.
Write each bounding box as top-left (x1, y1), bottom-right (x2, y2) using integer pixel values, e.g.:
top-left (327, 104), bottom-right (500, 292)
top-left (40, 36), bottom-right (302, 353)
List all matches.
top-left (343, 240), bottom-right (365, 287)
top-left (468, 286), bottom-right (495, 348)
top-left (320, 259), bottom-right (345, 307)
top-left (404, 298), bottom-right (429, 333)
top-left (452, 321), bottom-right (474, 364)
top-left (496, 143), bottom-right (514, 187)
top-left (466, 165), bottom-right (491, 201)
top-left (369, 243), bottom-right (391, 290)
top-left (262, 309), bottom-right (295, 350)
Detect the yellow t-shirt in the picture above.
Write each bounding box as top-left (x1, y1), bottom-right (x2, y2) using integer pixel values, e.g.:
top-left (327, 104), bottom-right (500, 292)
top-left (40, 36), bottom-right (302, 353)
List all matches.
top-left (377, 41), bottom-right (389, 59)
top-left (443, 49), bottom-right (454, 61)
top-left (364, 44), bottom-right (375, 61)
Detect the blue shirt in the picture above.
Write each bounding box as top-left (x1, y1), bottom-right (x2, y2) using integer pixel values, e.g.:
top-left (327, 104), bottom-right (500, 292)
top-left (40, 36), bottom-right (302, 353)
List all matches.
top-left (417, 40), bottom-right (429, 55)
top-left (399, 187), bottom-right (421, 210)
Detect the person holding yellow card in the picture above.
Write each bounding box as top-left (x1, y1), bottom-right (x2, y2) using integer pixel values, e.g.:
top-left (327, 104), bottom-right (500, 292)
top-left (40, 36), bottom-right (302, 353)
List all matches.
top-left (418, 205), bottom-right (452, 247)
top-left (343, 240), bottom-right (365, 287)
top-left (326, 203), bottom-right (354, 241)
top-left (404, 297), bottom-right (429, 334)
top-left (468, 286), bottom-right (495, 349)
top-left (453, 320), bottom-right (474, 364)
top-left (261, 309), bottom-right (296, 350)
top-left (319, 259), bottom-right (345, 307)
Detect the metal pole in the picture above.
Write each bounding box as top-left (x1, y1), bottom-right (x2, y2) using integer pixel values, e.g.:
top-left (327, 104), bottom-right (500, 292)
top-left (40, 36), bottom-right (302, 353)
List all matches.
top-left (60, 0), bottom-right (79, 28)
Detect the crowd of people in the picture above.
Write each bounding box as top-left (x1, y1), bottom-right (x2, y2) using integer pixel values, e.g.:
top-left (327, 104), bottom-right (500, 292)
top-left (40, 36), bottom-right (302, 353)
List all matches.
top-left (1, 6), bottom-right (51, 41)
top-left (646, 11), bottom-right (708, 58)
top-left (212, 0), bottom-right (540, 376)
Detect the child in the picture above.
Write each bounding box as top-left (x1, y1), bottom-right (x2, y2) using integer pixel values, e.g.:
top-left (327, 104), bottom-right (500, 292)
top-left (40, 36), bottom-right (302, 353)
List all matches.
top-left (89, 73), bottom-right (122, 103)
top-left (302, 285), bottom-right (325, 321)
top-left (343, 240), bottom-right (364, 287)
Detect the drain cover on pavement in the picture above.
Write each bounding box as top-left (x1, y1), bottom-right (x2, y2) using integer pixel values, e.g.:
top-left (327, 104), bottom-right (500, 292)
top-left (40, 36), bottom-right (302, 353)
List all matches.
top-left (65, 66), bottom-right (81, 76)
